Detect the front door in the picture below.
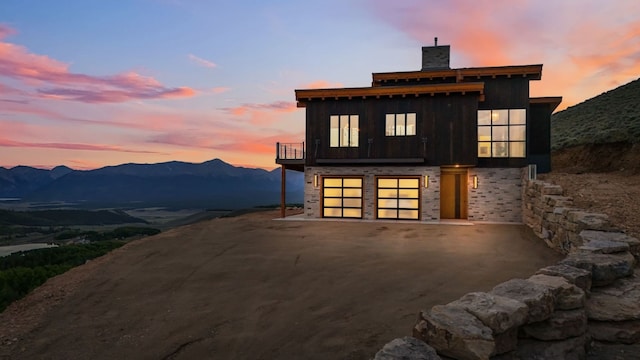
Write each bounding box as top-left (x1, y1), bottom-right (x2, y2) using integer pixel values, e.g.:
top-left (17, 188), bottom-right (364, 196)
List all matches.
top-left (440, 168), bottom-right (468, 219)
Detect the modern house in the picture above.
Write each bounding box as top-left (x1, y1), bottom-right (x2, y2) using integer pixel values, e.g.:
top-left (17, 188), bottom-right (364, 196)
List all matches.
top-left (276, 41), bottom-right (561, 222)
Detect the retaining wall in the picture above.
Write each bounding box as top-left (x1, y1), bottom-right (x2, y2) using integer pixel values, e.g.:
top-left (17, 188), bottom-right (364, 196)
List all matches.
top-left (374, 179), bottom-right (640, 360)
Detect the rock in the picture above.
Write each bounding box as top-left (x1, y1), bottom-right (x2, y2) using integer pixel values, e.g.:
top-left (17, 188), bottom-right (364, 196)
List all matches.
top-left (586, 270), bottom-right (640, 321)
top-left (373, 336), bottom-right (442, 360)
top-left (536, 264), bottom-right (592, 293)
top-left (589, 320), bottom-right (640, 344)
top-left (565, 211), bottom-right (616, 232)
top-left (490, 279), bottom-right (555, 323)
top-left (521, 309), bottom-right (587, 341)
top-left (527, 274), bottom-right (585, 310)
top-left (561, 252), bottom-right (636, 286)
top-left (448, 292), bottom-right (528, 334)
top-left (516, 335), bottom-right (587, 360)
top-left (580, 230), bottom-right (640, 260)
top-left (414, 305), bottom-right (499, 360)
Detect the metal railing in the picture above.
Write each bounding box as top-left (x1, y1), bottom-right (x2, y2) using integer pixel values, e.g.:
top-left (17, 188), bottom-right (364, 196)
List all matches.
top-left (276, 142), bottom-right (305, 160)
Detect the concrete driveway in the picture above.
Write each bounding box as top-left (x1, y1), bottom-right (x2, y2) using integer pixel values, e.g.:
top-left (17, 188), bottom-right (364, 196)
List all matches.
top-left (2, 210), bottom-right (563, 360)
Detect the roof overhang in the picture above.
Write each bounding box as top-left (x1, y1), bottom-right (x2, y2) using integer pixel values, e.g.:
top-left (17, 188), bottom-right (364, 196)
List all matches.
top-left (530, 96), bottom-right (563, 112)
top-left (372, 64), bottom-right (543, 85)
top-left (295, 82), bottom-right (484, 108)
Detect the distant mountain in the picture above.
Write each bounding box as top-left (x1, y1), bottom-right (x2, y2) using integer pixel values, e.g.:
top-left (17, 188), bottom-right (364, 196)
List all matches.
top-left (552, 77), bottom-right (640, 150)
top-left (0, 165), bottom-right (73, 198)
top-left (0, 159), bottom-right (303, 209)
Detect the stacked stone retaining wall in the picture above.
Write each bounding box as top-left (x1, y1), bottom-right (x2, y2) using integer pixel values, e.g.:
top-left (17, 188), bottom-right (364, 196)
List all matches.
top-left (374, 179), bottom-right (640, 359)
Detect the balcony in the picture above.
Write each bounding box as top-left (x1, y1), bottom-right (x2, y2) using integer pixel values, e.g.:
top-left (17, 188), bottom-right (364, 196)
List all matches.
top-left (275, 142), bottom-right (305, 171)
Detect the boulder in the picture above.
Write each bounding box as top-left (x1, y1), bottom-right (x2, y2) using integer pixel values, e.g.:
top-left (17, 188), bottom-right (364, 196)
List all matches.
top-left (527, 274), bottom-right (585, 310)
top-left (447, 292), bottom-right (528, 333)
top-left (586, 270), bottom-right (640, 321)
top-left (521, 309), bottom-right (587, 341)
top-left (580, 230), bottom-right (640, 260)
top-left (373, 336), bottom-right (442, 360)
top-left (588, 320), bottom-right (640, 344)
top-left (536, 264), bottom-right (592, 293)
top-left (565, 211), bottom-right (616, 232)
top-left (560, 252), bottom-right (635, 286)
top-left (516, 334), bottom-right (587, 360)
top-left (490, 279), bottom-right (555, 323)
top-left (414, 305), bottom-right (502, 360)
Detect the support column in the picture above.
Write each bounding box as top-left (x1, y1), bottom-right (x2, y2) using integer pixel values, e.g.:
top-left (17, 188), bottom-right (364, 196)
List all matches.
top-left (280, 165), bottom-right (286, 218)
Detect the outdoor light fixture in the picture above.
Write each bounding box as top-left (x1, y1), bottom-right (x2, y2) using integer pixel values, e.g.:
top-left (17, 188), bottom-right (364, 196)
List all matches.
top-left (424, 175), bottom-right (429, 188)
top-left (472, 175), bottom-right (479, 189)
top-left (314, 174), bottom-right (319, 188)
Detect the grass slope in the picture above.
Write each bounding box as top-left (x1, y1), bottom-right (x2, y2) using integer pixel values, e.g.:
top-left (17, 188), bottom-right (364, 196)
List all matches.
top-left (552, 77), bottom-right (640, 150)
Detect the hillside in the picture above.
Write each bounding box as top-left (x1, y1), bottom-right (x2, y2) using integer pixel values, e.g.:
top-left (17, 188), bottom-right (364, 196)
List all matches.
top-left (0, 159), bottom-right (303, 209)
top-left (551, 77), bottom-right (640, 174)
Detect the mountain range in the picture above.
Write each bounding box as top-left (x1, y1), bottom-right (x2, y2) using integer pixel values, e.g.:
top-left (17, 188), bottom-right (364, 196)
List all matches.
top-left (0, 159), bottom-right (304, 209)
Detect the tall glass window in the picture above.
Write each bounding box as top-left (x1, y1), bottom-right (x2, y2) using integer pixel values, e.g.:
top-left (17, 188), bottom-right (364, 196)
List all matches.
top-left (330, 115), bottom-right (359, 147)
top-left (478, 109), bottom-right (526, 158)
top-left (385, 113), bottom-right (416, 136)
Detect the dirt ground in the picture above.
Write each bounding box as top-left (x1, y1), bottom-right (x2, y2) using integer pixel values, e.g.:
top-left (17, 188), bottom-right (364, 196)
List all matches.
top-left (540, 172), bottom-right (640, 239)
top-left (0, 210), bottom-right (562, 360)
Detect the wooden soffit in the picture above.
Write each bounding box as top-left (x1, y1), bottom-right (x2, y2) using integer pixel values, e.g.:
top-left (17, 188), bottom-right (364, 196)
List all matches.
top-left (530, 96), bottom-right (563, 112)
top-left (295, 82), bottom-right (484, 107)
top-left (372, 64), bottom-right (543, 85)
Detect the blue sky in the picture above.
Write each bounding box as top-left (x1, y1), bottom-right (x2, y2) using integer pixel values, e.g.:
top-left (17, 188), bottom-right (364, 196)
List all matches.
top-left (1, 0), bottom-right (638, 169)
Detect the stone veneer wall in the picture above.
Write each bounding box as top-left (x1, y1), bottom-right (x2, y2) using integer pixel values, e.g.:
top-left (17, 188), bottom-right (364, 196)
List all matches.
top-left (373, 179), bottom-right (640, 359)
top-left (467, 167), bottom-right (525, 223)
top-left (305, 166), bottom-right (526, 223)
top-left (304, 166), bottom-right (441, 221)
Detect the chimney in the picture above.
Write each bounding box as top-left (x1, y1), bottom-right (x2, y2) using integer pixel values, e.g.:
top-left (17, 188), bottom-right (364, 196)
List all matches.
top-left (421, 37), bottom-right (450, 70)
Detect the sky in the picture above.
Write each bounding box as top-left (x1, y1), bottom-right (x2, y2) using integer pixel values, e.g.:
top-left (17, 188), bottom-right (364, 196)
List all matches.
top-left (1, 0), bottom-right (639, 170)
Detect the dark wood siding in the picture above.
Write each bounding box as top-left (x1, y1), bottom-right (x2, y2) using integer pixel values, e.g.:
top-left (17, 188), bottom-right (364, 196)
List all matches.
top-left (528, 103), bottom-right (553, 173)
top-left (305, 94), bottom-right (479, 166)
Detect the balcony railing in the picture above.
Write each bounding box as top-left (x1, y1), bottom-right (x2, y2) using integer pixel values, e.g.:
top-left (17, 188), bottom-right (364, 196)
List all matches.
top-left (276, 142), bottom-right (305, 161)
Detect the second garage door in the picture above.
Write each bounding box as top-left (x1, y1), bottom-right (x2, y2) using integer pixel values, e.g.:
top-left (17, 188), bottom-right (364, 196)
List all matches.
top-left (376, 177), bottom-right (420, 220)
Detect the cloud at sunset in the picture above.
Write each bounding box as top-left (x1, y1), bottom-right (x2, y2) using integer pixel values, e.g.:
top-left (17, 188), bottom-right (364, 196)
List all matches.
top-left (0, 137), bottom-right (163, 154)
top-left (364, 0), bottom-right (640, 109)
top-left (188, 54), bottom-right (217, 68)
top-left (0, 24), bottom-right (196, 104)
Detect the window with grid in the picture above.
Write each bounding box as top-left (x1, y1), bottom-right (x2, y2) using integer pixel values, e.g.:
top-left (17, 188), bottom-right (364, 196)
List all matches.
top-left (385, 113), bottom-right (416, 136)
top-left (322, 177), bottom-right (363, 218)
top-left (376, 177), bottom-right (420, 220)
top-left (477, 109), bottom-right (526, 158)
top-left (330, 115), bottom-right (359, 147)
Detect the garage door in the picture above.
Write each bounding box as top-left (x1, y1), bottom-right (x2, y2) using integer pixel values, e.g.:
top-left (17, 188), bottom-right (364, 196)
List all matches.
top-left (322, 177), bottom-right (363, 219)
top-left (377, 177), bottom-right (420, 220)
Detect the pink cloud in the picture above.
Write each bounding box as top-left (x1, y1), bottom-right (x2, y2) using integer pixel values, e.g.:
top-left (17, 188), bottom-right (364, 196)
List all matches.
top-left (302, 80), bottom-right (344, 89)
top-left (221, 100), bottom-right (298, 124)
top-left (211, 86), bottom-right (230, 94)
top-left (363, 1), bottom-right (640, 110)
top-left (188, 54), bottom-right (217, 68)
top-left (0, 136), bottom-right (164, 154)
top-left (0, 24), bottom-right (196, 103)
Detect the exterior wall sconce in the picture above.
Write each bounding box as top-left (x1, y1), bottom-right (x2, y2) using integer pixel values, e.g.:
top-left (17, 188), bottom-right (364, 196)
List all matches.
top-left (424, 175), bottom-right (429, 188)
top-left (472, 175), bottom-right (479, 189)
top-left (314, 174), bottom-right (319, 188)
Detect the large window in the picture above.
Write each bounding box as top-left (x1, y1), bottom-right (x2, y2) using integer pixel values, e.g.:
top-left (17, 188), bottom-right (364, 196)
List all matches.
top-left (478, 109), bottom-right (526, 158)
top-left (385, 113), bottom-right (416, 136)
top-left (322, 177), bottom-right (363, 218)
top-left (376, 177), bottom-right (420, 220)
top-left (330, 115), bottom-right (359, 147)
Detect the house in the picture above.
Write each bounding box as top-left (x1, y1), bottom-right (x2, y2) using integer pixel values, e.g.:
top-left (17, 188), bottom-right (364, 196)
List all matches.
top-left (276, 41), bottom-right (561, 222)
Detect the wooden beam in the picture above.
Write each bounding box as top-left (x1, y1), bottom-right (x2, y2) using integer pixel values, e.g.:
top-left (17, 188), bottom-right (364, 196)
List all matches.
top-left (280, 165), bottom-right (286, 218)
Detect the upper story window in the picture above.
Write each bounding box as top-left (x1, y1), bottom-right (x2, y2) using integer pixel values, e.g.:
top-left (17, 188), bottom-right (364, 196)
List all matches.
top-left (478, 109), bottom-right (526, 158)
top-left (330, 115), bottom-right (359, 147)
top-left (385, 113), bottom-right (416, 136)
